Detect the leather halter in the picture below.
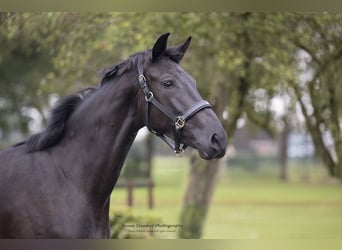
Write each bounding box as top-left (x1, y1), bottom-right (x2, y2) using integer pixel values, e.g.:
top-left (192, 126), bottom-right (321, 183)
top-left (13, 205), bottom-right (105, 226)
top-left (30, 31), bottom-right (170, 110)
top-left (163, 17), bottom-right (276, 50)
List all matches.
top-left (137, 56), bottom-right (211, 156)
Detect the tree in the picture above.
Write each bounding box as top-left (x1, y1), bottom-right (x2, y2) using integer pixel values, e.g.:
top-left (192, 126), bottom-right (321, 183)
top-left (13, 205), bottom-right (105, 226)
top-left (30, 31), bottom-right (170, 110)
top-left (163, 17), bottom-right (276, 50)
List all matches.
top-left (285, 13), bottom-right (342, 179)
top-left (0, 13), bottom-right (111, 142)
top-left (0, 13), bottom-right (53, 138)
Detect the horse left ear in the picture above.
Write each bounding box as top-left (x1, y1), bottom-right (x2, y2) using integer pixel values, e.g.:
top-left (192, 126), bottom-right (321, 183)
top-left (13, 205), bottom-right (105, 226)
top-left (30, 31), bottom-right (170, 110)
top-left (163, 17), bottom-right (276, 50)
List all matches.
top-left (170, 36), bottom-right (192, 63)
top-left (177, 36), bottom-right (192, 55)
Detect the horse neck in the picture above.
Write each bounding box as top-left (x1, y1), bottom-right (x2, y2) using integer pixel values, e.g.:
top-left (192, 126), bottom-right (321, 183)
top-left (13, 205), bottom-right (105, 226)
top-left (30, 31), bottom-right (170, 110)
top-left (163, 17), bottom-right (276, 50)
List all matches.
top-left (60, 73), bottom-right (142, 204)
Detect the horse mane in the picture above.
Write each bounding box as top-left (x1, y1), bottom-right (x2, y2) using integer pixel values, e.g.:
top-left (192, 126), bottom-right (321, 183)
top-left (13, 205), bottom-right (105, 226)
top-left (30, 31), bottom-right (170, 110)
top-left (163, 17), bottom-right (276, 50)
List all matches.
top-left (100, 52), bottom-right (144, 84)
top-left (163, 46), bottom-right (186, 63)
top-left (100, 47), bottom-right (182, 83)
top-left (24, 53), bottom-right (142, 153)
top-left (25, 88), bottom-right (96, 153)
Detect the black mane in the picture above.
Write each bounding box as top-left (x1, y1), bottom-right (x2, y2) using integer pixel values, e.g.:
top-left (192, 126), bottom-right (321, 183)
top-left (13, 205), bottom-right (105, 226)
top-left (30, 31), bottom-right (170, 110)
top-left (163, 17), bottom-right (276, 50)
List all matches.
top-left (25, 88), bottom-right (96, 153)
top-left (100, 47), bottom-right (183, 84)
top-left (100, 52), bottom-right (144, 84)
top-left (100, 61), bottom-right (127, 85)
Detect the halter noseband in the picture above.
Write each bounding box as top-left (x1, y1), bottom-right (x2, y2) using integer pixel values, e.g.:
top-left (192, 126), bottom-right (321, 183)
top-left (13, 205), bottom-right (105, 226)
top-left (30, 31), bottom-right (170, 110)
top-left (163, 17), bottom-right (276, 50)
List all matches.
top-left (137, 56), bottom-right (211, 156)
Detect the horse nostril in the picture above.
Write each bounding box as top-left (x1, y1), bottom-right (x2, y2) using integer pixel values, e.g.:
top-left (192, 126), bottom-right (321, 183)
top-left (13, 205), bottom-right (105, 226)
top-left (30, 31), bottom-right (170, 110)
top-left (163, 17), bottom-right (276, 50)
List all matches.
top-left (210, 133), bottom-right (220, 151)
top-left (210, 133), bottom-right (226, 158)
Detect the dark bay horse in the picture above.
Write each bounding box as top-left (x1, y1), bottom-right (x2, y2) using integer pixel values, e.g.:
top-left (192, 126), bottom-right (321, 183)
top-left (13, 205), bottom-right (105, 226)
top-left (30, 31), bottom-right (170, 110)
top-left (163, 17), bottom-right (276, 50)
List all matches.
top-left (0, 33), bottom-right (227, 238)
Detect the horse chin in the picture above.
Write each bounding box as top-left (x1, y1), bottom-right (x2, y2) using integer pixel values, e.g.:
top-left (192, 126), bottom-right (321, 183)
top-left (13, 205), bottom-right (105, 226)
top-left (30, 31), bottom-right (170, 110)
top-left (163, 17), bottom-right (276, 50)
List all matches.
top-left (198, 148), bottom-right (226, 160)
top-left (198, 151), bottom-right (214, 160)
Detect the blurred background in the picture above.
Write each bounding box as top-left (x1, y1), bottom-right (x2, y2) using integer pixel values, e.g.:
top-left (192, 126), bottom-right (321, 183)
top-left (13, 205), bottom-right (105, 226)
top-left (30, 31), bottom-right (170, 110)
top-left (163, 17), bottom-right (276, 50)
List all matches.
top-left (0, 12), bottom-right (341, 239)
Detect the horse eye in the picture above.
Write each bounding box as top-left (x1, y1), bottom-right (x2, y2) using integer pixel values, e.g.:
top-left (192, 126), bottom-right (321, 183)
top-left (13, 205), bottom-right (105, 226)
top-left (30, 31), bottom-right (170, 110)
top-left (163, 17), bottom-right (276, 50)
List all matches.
top-left (162, 81), bottom-right (174, 88)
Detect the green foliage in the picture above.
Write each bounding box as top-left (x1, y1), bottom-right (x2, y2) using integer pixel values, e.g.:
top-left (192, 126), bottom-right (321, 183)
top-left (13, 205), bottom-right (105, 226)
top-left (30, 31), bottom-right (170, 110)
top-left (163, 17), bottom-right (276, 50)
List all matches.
top-left (0, 13), bottom-right (111, 139)
top-left (281, 13), bottom-right (342, 178)
top-left (0, 13), bottom-right (317, 141)
top-left (121, 139), bottom-right (150, 179)
top-left (0, 13), bottom-right (54, 136)
top-left (1, 12), bottom-right (342, 174)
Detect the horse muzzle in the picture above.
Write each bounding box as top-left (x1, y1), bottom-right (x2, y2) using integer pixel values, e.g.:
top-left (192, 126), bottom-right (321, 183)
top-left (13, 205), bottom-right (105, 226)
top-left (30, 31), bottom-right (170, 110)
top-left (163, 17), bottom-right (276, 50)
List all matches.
top-left (197, 131), bottom-right (228, 160)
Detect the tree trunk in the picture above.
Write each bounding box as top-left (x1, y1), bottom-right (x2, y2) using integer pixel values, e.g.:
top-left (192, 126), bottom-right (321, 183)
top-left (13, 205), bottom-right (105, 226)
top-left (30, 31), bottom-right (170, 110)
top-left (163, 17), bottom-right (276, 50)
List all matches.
top-left (178, 154), bottom-right (220, 238)
top-left (146, 133), bottom-right (153, 179)
top-left (178, 13), bottom-right (253, 239)
top-left (146, 133), bottom-right (154, 209)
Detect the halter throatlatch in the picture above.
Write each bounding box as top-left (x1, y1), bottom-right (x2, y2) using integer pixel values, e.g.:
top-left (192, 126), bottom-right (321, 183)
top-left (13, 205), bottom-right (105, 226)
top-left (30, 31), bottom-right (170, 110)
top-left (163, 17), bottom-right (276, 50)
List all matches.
top-left (137, 56), bottom-right (211, 156)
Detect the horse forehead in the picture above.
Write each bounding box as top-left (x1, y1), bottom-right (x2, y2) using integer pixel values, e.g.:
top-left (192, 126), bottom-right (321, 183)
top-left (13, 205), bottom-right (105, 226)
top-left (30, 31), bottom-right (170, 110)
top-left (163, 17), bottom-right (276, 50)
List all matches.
top-left (149, 60), bottom-right (194, 82)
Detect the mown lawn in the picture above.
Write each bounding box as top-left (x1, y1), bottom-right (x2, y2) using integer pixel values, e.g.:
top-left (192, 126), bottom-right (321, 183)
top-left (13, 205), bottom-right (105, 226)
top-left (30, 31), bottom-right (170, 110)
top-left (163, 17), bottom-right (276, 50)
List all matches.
top-left (110, 156), bottom-right (342, 239)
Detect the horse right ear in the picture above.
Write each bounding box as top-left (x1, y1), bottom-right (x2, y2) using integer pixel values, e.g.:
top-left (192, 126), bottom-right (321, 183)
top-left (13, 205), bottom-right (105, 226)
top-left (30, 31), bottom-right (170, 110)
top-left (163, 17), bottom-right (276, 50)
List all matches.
top-left (152, 33), bottom-right (170, 62)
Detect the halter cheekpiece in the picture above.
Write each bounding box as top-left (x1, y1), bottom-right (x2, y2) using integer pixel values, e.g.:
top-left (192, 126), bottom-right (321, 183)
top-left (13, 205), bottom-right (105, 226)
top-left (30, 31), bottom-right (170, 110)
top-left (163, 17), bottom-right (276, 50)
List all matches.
top-left (137, 55), bottom-right (211, 156)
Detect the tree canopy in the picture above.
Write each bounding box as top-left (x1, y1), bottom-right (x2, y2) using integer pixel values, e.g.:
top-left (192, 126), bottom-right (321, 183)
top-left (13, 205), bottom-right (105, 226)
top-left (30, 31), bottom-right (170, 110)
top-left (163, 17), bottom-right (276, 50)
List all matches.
top-left (1, 12), bottom-right (342, 178)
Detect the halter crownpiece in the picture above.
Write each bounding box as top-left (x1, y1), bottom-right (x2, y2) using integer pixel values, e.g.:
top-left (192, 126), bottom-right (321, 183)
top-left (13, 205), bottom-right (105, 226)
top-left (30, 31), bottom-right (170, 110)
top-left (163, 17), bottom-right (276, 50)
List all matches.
top-left (137, 55), bottom-right (211, 156)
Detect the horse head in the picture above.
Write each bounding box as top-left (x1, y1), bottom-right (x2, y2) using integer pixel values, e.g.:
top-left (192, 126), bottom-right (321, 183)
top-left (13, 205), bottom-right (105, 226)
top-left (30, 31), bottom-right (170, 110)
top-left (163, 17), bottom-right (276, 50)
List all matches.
top-left (136, 33), bottom-right (227, 159)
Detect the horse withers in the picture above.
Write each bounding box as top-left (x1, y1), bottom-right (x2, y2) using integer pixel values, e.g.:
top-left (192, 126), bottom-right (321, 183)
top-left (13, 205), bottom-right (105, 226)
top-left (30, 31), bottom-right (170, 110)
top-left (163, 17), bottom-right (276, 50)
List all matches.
top-left (0, 33), bottom-right (227, 238)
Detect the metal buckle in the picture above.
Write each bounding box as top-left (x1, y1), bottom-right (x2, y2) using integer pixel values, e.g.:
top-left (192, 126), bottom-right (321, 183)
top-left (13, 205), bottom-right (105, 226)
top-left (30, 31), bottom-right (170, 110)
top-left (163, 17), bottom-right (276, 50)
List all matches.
top-left (145, 91), bottom-right (153, 101)
top-left (175, 117), bottom-right (185, 128)
top-left (175, 148), bottom-right (185, 157)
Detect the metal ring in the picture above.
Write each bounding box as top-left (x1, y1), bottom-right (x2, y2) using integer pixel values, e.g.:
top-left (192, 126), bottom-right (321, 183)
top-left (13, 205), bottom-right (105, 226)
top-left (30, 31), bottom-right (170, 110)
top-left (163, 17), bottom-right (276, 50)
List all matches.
top-left (145, 91), bottom-right (153, 101)
top-left (138, 74), bottom-right (146, 83)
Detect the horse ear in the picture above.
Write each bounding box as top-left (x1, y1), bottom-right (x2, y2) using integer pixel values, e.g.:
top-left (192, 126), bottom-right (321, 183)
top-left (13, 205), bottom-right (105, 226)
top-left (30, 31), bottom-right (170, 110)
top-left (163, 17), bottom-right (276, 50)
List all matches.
top-left (170, 36), bottom-right (192, 63)
top-left (152, 32), bottom-right (170, 62)
top-left (177, 36), bottom-right (192, 55)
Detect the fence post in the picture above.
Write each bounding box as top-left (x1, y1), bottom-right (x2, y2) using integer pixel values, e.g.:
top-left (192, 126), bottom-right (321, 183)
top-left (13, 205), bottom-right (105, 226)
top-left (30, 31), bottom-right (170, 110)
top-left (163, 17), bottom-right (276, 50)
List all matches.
top-left (147, 179), bottom-right (154, 209)
top-left (126, 179), bottom-right (133, 207)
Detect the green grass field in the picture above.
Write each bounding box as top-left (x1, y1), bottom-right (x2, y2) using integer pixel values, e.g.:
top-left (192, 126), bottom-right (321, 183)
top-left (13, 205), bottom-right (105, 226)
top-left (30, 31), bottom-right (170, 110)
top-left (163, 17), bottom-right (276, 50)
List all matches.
top-left (110, 156), bottom-right (342, 239)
